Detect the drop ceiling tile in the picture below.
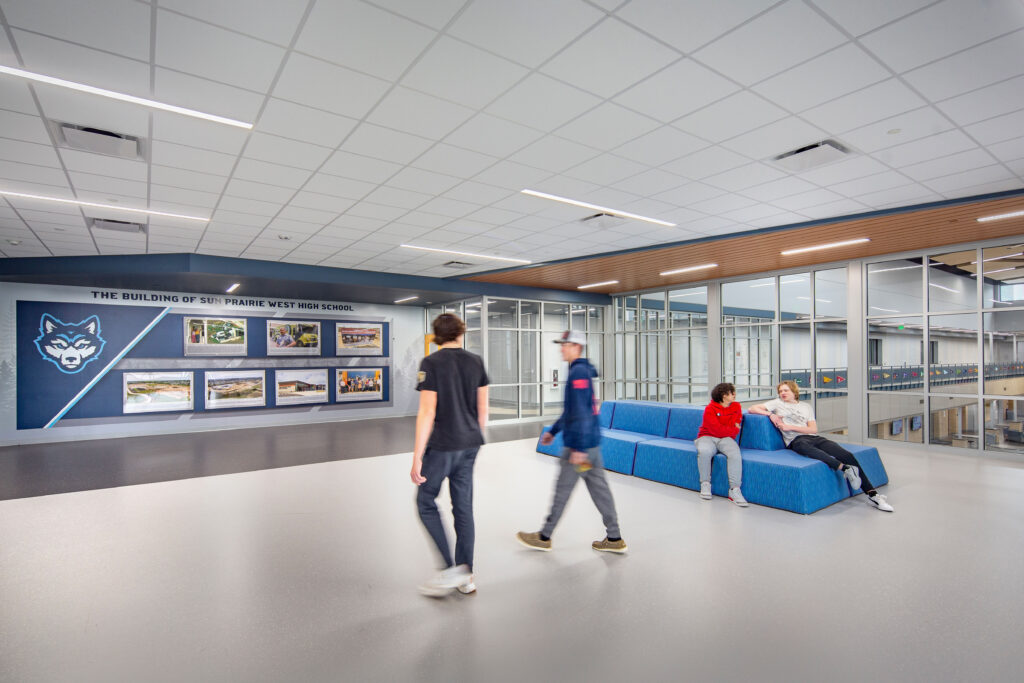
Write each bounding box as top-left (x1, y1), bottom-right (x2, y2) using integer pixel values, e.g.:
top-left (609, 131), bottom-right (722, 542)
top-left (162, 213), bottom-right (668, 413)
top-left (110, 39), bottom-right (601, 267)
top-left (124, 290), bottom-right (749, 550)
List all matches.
top-left (923, 164), bottom-right (1016, 194)
top-left (830, 170), bottom-right (916, 197)
top-left (720, 203), bottom-right (789, 223)
top-left (990, 136), bottom-right (1024, 162)
top-left (415, 197), bottom-right (480, 218)
top-left (402, 37), bottom-right (529, 110)
top-left (614, 58), bottom-right (741, 124)
top-left (243, 132), bottom-right (333, 171)
top-left (33, 88), bottom-right (150, 140)
top-left (150, 112), bottom-right (249, 157)
top-left (151, 140), bottom-right (237, 175)
top-left (391, 212), bottom-right (451, 229)
top-left (153, 68), bottom-right (263, 123)
top-left (703, 162), bottom-right (786, 192)
top-left (233, 158), bottom-right (311, 189)
top-left (369, 0), bottom-right (464, 30)
top-left (0, 78), bottom-right (37, 116)
top-left (223, 178), bottom-right (293, 204)
top-left (411, 144), bottom-right (498, 178)
top-left (722, 117), bottom-right (828, 160)
top-left (217, 195), bottom-right (281, 217)
top-left (796, 156), bottom-right (892, 186)
top-left (810, 0), bottom-right (936, 37)
top-left (793, 198), bottom-right (869, 220)
top-left (486, 73), bottom-right (602, 132)
top-left (800, 79), bottom-right (926, 135)
top-left (542, 18), bottom-right (680, 98)
top-left (688, 192), bottom-right (758, 215)
top-left (12, 29), bottom-right (150, 94)
top-left (445, 114), bottom-right (543, 159)
top-left (1003, 158), bottom-right (1024, 176)
top-left (464, 207), bottom-right (524, 226)
top-left (753, 44), bottom-right (890, 113)
top-left (367, 87), bottom-right (475, 140)
top-left (57, 149), bottom-right (145, 181)
top-left (841, 107), bottom-right (955, 154)
top-left (363, 185), bottom-right (432, 210)
top-left (853, 184), bottom-right (941, 208)
top-left (289, 191), bottom-right (355, 214)
top-left (879, 130), bottom-right (979, 167)
top-left (900, 149), bottom-right (999, 182)
top-left (652, 181), bottom-right (726, 206)
top-left (741, 176), bottom-right (819, 202)
top-left (256, 99), bottom-right (358, 149)
top-left (340, 124), bottom-right (435, 165)
top-left (473, 160), bottom-right (552, 190)
top-left (159, 0), bottom-right (307, 45)
top-left (276, 205), bottom-right (337, 225)
top-left (69, 172), bottom-right (146, 199)
top-left (15, 206), bottom-right (82, 224)
top-left (965, 109), bottom-right (1024, 146)
top-left (903, 31), bottom-right (1024, 102)
top-left (618, 0), bottom-right (777, 53)
top-left (614, 169), bottom-right (688, 197)
top-left (344, 201), bottom-right (409, 221)
top-left (672, 91), bottom-right (786, 143)
top-left (860, 0), bottom-right (1024, 73)
top-left (265, 218), bottom-right (324, 235)
top-left (210, 210), bottom-right (269, 228)
top-left (149, 185), bottom-right (221, 210)
top-left (371, 223), bottom-right (432, 240)
top-left (771, 187), bottom-right (846, 211)
top-left (693, 2), bottom-right (847, 86)
top-left (938, 75), bottom-right (1024, 126)
top-left (614, 126), bottom-right (708, 167)
top-left (3, 0), bottom-right (150, 60)
top-left (565, 154), bottom-right (648, 186)
top-left (509, 136), bottom-right (599, 174)
top-left (443, 182), bottom-right (513, 206)
top-left (0, 138), bottom-right (60, 168)
top-left (273, 53), bottom-right (390, 120)
top-left (319, 152), bottom-right (400, 185)
top-left (556, 102), bottom-right (661, 149)
top-left (660, 145), bottom-right (749, 180)
top-left (150, 166), bottom-right (227, 194)
top-left (297, 0), bottom-right (435, 81)
top-left (156, 10), bottom-right (285, 91)
top-left (388, 168), bottom-right (462, 196)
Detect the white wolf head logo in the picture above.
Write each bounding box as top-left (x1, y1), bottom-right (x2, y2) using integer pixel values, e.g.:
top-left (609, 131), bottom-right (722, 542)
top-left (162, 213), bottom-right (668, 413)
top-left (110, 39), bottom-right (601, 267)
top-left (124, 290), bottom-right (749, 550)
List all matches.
top-left (34, 314), bottom-right (107, 374)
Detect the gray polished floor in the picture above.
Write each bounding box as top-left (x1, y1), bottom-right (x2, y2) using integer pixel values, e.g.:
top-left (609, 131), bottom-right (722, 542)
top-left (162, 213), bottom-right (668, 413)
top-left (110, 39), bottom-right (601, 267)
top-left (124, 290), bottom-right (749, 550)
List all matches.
top-left (2, 438), bottom-right (1023, 682)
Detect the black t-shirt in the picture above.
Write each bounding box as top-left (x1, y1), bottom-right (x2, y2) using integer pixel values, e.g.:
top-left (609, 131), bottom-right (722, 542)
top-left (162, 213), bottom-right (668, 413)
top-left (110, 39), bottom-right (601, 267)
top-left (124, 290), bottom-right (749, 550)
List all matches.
top-left (416, 348), bottom-right (489, 451)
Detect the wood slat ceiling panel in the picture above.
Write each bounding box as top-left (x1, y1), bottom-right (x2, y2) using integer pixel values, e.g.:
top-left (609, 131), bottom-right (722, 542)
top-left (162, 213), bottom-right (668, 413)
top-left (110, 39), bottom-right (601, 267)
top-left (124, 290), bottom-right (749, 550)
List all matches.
top-left (465, 196), bottom-right (1024, 293)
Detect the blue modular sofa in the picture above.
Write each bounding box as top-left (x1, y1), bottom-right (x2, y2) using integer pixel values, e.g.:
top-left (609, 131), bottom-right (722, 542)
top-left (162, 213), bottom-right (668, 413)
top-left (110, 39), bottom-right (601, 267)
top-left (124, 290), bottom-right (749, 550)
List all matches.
top-left (536, 400), bottom-right (889, 515)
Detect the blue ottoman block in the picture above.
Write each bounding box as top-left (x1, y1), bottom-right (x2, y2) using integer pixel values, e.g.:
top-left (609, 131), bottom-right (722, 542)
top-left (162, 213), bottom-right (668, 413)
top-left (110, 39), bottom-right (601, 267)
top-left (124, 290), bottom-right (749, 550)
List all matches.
top-left (609, 401), bottom-right (671, 437)
top-left (633, 438), bottom-right (699, 489)
top-left (841, 443), bottom-right (888, 491)
top-left (667, 405), bottom-right (705, 441)
top-left (738, 413), bottom-right (786, 451)
top-left (536, 426), bottom-right (563, 456)
top-left (738, 449), bottom-right (852, 514)
top-left (600, 428), bottom-right (657, 475)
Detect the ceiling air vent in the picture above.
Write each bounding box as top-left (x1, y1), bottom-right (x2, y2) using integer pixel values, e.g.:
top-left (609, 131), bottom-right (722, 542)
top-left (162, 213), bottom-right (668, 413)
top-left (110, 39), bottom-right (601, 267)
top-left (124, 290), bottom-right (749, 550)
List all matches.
top-left (57, 123), bottom-right (140, 159)
top-left (580, 212), bottom-right (625, 230)
top-left (89, 218), bottom-right (146, 234)
top-left (771, 139), bottom-right (849, 172)
top-left (442, 260), bottom-right (473, 269)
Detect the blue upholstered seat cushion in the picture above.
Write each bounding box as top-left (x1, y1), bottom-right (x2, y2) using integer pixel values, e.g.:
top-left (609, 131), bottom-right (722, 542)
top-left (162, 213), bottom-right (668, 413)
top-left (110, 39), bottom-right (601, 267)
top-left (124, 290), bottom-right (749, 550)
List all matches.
top-left (598, 401), bottom-right (615, 428)
top-left (738, 413), bottom-right (786, 451)
top-left (840, 443), bottom-right (889, 490)
top-left (609, 401), bottom-right (671, 437)
top-left (536, 425), bottom-right (563, 456)
top-left (738, 448), bottom-right (851, 514)
top-left (600, 427), bottom-right (660, 475)
top-left (633, 438), bottom-right (699, 489)
top-left (667, 405), bottom-right (705, 441)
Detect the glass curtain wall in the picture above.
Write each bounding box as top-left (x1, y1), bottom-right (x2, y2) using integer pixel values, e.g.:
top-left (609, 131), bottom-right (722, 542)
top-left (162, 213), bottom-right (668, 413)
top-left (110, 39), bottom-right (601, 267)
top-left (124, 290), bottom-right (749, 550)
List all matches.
top-left (866, 242), bottom-right (1024, 456)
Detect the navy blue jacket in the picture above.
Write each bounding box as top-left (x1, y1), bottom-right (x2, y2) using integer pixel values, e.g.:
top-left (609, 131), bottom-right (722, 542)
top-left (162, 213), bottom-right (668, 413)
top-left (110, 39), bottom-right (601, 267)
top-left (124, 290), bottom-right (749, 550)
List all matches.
top-left (549, 357), bottom-right (601, 450)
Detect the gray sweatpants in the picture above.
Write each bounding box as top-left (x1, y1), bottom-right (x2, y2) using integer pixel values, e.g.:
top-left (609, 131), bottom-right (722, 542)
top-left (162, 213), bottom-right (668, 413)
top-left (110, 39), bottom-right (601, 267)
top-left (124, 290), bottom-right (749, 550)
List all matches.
top-left (541, 446), bottom-right (621, 539)
top-left (694, 435), bottom-right (743, 488)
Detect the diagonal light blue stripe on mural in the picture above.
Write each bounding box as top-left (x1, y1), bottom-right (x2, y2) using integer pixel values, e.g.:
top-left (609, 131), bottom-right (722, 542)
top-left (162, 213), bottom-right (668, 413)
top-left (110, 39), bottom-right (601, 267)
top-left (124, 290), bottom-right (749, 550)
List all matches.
top-left (44, 307), bottom-right (171, 429)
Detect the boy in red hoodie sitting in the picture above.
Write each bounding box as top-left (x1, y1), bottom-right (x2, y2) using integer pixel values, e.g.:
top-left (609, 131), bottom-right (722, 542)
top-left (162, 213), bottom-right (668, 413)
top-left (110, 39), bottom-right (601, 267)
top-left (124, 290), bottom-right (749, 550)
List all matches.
top-left (695, 382), bottom-right (747, 507)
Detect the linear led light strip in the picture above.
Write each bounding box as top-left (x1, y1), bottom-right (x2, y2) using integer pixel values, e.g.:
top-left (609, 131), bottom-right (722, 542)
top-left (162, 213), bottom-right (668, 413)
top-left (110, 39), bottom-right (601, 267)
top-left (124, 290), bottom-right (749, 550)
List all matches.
top-left (394, 296), bottom-right (418, 304)
top-left (400, 244), bottom-right (531, 264)
top-left (660, 263), bottom-right (716, 276)
top-left (977, 209), bottom-right (1024, 222)
top-left (0, 190), bottom-right (209, 221)
top-left (970, 267), bottom-right (1017, 277)
top-left (578, 280), bottom-right (618, 289)
top-left (781, 238), bottom-right (869, 256)
top-left (0, 65), bottom-right (253, 129)
top-left (521, 189), bottom-right (676, 227)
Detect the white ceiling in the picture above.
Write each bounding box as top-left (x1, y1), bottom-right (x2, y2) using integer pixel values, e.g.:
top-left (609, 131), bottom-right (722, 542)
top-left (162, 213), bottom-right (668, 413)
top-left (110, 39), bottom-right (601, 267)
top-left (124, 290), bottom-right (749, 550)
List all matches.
top-left (1, 0), bottom-right (1023, 279)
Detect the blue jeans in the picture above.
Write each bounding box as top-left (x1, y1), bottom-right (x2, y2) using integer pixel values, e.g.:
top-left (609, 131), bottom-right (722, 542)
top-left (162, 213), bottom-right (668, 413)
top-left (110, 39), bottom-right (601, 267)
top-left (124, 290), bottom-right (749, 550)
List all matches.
top-left (416, 447), bottom-right (479, 570)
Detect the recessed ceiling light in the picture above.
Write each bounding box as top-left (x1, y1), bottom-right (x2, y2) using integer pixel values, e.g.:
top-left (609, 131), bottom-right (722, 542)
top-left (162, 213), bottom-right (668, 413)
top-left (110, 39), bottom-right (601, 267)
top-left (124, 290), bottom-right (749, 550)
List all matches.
top-left (577, 280), bottom-right (618, 289)
top-left (781, 238), bottom-right (869, 255)
top-left (521, 189), bottom-right (676, 227)
top-left (977, 209), bottom-right (1024, 223)
top-left (400, 244), bottom-right (531, 264)
top-left (0, 64), bottom-right (253, 129)
top-left (887, 128), bottom-right (901, 135)
top-left (7, 239), bottom-right (21, 245)
top-left (660, 263), bottom-right (717, 276)
top-left (394, 295), bottom-right (418, 304)
top-left (0, 189), bottom-right (208, 221)
top-left (278, 234), bottom-right (291, 240)
top-left (226, 283), bottom-right (240, 293)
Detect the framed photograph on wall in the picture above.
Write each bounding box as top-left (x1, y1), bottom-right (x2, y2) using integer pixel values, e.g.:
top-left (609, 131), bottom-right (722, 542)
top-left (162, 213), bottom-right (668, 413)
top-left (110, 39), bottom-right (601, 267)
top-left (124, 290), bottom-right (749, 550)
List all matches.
top-left (185, 317), bottom-right (247, 356)
top-left (335, 368), bottom-right (383, 402)
top-left (205, 370), bottom-right (265, 409)
top-left (123, 372), bottom-right (194, 414)
top-left (336, 322), bottom-right (384, 356)
top-left (266, 320), bottom-right (321, 356)
top-left (275, 369), bottom-right (328, 406)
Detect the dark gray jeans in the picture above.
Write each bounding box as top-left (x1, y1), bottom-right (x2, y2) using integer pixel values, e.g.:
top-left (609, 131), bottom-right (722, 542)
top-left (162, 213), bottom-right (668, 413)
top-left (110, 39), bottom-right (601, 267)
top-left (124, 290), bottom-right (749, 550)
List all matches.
top-left (541, 446), bottom-right (621, 539)
top-left (417, 446), bottom-right (479, 570)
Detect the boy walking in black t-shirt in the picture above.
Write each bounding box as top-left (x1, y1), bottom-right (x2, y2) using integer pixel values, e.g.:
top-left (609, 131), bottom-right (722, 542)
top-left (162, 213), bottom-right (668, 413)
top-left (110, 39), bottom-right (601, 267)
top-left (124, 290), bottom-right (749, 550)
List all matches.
top-left (412, 314), bottom-right (490, 596)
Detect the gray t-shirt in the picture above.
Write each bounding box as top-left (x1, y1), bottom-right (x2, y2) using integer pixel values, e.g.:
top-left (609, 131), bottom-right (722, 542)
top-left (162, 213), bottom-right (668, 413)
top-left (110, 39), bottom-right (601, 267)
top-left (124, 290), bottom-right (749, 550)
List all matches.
top-left (763, 398), bottom-right (815, 446)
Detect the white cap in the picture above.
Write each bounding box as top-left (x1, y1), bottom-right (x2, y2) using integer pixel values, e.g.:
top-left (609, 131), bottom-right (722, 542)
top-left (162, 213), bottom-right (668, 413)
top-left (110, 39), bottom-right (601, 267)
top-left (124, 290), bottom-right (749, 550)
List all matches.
top-left (554, 329), bottom-right (586, 346)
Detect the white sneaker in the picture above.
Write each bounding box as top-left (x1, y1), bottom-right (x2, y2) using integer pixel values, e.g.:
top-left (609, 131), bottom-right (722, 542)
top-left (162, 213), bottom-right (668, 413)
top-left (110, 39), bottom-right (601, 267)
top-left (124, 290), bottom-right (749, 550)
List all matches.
top-left (418, 564), bottom-right (471, 597)
top-left (456, 574), bottom-right (476, 594)
top-left (700, 481), bottom-right (712, 500)
top-left (729, 487), bottom-right (749, 507)
top-left (867, 493), bottom-right (894, 512)
top-left (842, 465), bottom-right (862, 490)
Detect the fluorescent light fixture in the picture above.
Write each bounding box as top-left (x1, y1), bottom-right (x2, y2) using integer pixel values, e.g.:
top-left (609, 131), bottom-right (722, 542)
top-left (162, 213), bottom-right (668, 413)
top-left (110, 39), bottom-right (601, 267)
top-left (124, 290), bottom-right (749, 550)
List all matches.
top-left (971, 267), bottom-right (1017, 277)
top-left (781, 238), bottom-right (869, 255)
top-left (400, 244), bottom-right (531, 264)
top-left (797, 297), bottom-right (832, 303)
top-left (521, 189), bottom-right (676, 227)
top-left (870, 306), bottom-right (898, 313)
top-left (971, 251), bottom-right (1023, 264)
top-left (660, 263), bottom-right (717, 276)
top-left (577, 280), bottom-right (618, 289)
top-left (977, 209), bottom-right (1024, 223)
top-left (0, 65), bottom-right (253, 129)
top-left (394, 295), bottom-right (418, 304)
top-left (929, 283), bottom-right (957, 293)
top-left (989, 299), bottom-right (1012, 305)
top-left (869, 264), bottom-right (920, 274)
top-left (225, 283), bottom-right (240, 293)
top-left (0, 189), bottom-right (208, 221)
top-left (748, 281), bottom-right (776, 288)
top-left (669, 291), bottom-right (704, 298)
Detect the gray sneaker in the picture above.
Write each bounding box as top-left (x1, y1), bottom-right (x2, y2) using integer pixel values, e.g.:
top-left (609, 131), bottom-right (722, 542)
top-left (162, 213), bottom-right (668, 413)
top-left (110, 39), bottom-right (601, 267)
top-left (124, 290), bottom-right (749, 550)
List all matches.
top-left (700, 481), bottom-right (712, 500)
top-left (842, 465), bottom-right (862, 490)
top-left (728, 487), bottom-right (749, 507)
